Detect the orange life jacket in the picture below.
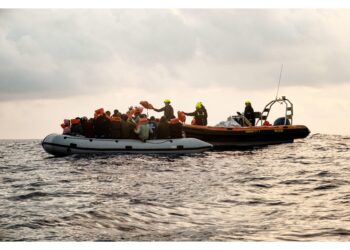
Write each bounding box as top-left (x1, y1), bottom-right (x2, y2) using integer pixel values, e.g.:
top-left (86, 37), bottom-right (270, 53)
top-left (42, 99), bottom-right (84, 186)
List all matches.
top-left (71, 118), bottom-right (80, 125)
top-left (94, 108), bottom-right (104, 118)
top-left (177, 111), bottom-right (186, 123)
top-left (191, 118), bottom-right (196, 125)
top-left (140, 101), bottom-right (154, 109)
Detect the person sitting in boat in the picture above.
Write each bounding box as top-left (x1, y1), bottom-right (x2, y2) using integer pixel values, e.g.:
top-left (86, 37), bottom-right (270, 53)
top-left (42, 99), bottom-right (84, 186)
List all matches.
top-left (111, 109), bottom-right (121, 118)
top-left (120, 114), bottom-right (137, 139)
top-left (156, 116), bottom-right (171, 139)
top-left (61, 119), bottom-right (71, 135)
top-left (169, 118), bottom-right (183, 138)
top-left (70, 117), bottom-right (83, 136)
top-left (184, 102), bottom-right (208, 126)
top-left (110, 114), bottom-right (122, 139)
top-left (152, 99), bottom-right (175, 121)
top-left (132, 106), bottom-right (144, 121)
top-left (134, 114), bottom-right (150, 142)
top-left (94, 112), bottom-right (111, 138)
top-left (85, 118), bottom-right (95, 138)
top-left (148, 116), bottom-right (158, 139)
top-left (81, 116), bottom-right (94, 138)
top-left (243, 100), bottom-right (255, 126)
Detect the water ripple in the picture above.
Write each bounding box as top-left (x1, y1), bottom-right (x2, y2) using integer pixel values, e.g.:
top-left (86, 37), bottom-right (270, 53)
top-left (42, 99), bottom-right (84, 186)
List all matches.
top-left (1, 134), bottom-right (350, 241)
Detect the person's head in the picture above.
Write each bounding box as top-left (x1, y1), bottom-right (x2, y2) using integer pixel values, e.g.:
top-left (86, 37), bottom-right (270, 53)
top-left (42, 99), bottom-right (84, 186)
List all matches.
top-left (121, 114), bottom-right (128, 121)
top-left (160, 116), bottom-right (168, 123)
top-left (195, 102), bottom-right (203, 110)
top-left (245, 100), bottom-right (251, 106)
top-left (106, 111), bottom-right (111, 117)
top-left (164, 99), bottom-right (171, 106)
top-left (113, 109), bottom-right (119, 115)
top-left (140, 114), bottom-right (147, 118)
top-left (150, 116), bottom-right (155, 121)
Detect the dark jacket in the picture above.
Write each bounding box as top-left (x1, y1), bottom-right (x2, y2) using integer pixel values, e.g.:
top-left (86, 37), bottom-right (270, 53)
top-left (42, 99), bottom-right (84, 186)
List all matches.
top-left (170, 122), bottom-right (183, 138)
top-left (156, 121), bottom-right (171, 139)
top-left (120, 120), bottom-right (135, 139)
top-left (81, 119), bottom-right (94, 138)
top-left (244, 104), bottom-right (255, 126)
top-left (185, 106), bottom-right (208, 126)
top-left (94, 114), bottom-right (111, 138)
top-left (110, 120), bottom-right (122, 139)
top-left (154, 105), bottom-right (175, 121)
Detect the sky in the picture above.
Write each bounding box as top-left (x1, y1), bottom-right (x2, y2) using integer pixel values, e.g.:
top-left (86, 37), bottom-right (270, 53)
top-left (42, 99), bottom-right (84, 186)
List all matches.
top-left (0, 9), bottom-right (350, 139)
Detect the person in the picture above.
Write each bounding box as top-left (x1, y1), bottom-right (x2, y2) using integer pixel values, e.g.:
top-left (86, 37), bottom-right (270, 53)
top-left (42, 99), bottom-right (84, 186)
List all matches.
top-left (110, 115), bottom-right (122, 139)
top-left (70, 117), bottom-right (83, 135)
top-left (152, 99), bottom-right (175, 121)
top-left (184, 102), bottom-right (208, 126)
top-left (94, 112), bottom-right (111, 138)
top-left (148, 116), bottom-right (158, 139)
top-left (244, 100), bottom-right (255, 126)
top-left (111, 109), bottom-right (121, 118)
top-left (81, 116), bottom-right (94, 138)
top-left (134, 114), bottom-right (150, 142)
top-left (155, 116), bottom-right (171, 139)
top-left (169, 118), bottom-right (183, 138)
top-left (120, 114), bottom-right (136, 139)
top-left (61, 119), bottom-right (71, 135)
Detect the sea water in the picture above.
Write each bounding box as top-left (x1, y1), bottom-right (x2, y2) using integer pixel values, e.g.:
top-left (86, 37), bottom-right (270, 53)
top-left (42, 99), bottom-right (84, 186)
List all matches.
top-left (0, 134), bottom-right (349, 241)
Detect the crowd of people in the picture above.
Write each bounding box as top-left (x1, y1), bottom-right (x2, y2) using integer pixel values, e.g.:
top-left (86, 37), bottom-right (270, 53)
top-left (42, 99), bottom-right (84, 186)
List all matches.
top-left (60, 99), bottom-right (256, 141)
top-left (61, 108), bottom-right (182, 142)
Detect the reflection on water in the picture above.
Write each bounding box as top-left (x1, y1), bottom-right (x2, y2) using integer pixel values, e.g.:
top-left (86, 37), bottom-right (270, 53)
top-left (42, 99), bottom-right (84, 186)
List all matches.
top-left (0, 134), bottom-right (350, 241)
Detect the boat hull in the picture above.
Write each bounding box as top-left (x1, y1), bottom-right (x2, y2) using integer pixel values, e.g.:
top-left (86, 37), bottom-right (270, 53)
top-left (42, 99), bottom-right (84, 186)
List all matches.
top-left (183, 125), bottom-right (310, 148)
top-left (42, 134), bottom-right (213, 156)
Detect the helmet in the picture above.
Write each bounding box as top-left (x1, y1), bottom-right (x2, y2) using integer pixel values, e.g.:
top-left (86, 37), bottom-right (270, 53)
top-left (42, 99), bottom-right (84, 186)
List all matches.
top-left (245, 100), bottom-right (251, 105)
top-left (195, 102), bottom-right (203, 109)
top-left (164, 99), bottom-right (171, 104)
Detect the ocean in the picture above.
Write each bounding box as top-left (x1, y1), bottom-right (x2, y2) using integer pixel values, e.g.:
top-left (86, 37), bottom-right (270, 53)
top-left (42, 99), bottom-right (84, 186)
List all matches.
top-left (0, 134), bottom-right (349, 241)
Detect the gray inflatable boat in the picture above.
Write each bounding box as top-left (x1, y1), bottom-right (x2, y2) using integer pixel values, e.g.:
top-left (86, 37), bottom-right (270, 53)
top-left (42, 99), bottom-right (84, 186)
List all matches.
top-left (42, 134), bottom-right (213, 156)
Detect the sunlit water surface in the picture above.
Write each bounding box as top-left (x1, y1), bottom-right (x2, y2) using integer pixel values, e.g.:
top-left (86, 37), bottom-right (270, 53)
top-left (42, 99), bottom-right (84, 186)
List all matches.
top-left (0, 134), bottom-right (349, 241)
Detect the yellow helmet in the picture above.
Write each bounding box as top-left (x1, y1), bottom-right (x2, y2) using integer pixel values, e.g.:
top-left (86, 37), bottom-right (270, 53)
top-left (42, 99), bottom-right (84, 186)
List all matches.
top-left (245, 100), bottom-right (251, 105)
top-left (164, 99), bottom-right (171, 104)
top-left (196, 102), bottom-right (203, 109)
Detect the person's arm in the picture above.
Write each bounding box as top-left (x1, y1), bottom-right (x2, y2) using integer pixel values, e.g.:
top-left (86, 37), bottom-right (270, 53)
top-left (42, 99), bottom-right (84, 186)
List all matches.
top-left (153, 106), bottom-right (165, 112)
top-left (184, 111), bottom-right (196, 116)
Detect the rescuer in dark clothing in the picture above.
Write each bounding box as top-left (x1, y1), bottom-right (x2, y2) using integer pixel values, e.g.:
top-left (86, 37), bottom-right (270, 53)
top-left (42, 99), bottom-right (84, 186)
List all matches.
top-left (184, 102), bottom-right (208, 126)
top-left (152, 99), bottom-right (175, 121)
top-left (156, 116), bottom-right (171, 139)
top-left (244, 100), bottom-right (255, 126)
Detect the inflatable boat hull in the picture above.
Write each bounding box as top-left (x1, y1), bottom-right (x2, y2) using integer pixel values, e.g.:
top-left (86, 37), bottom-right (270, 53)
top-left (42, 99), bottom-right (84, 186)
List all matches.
top-left (183, 125), bottom-right (310, 148)
top-left (42, 134), bottom-right (213, 156)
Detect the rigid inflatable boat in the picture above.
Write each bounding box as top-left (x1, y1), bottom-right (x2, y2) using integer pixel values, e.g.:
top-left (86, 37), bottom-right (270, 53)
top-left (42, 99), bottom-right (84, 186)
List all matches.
top-left (183, 96), bottom-right (310, 148)
top-left (42, 134), bottom-right (213, 156)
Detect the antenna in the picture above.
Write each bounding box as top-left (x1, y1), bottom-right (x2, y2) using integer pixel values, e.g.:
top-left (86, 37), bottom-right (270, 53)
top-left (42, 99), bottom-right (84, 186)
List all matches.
top-left (275, 64), bottom-right (283, 100)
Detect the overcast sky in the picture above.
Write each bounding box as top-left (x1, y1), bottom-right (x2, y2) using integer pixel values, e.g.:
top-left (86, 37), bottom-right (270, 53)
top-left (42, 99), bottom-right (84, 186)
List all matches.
top-left (0, 9), bottom-right (349, 138)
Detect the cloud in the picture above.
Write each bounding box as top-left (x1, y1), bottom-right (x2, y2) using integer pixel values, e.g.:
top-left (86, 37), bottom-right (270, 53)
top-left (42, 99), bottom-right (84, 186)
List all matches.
top-left (1, 9), bottom-right (350, 101)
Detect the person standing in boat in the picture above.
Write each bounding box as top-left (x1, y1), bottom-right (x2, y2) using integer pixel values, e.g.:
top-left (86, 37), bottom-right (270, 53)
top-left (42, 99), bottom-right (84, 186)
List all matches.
top-left (244, 100), bottom-right (255, 126)
top-left (152, 99), bottom-right (175, 121)
top-left (184, 102), bottom-right (208, 126)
